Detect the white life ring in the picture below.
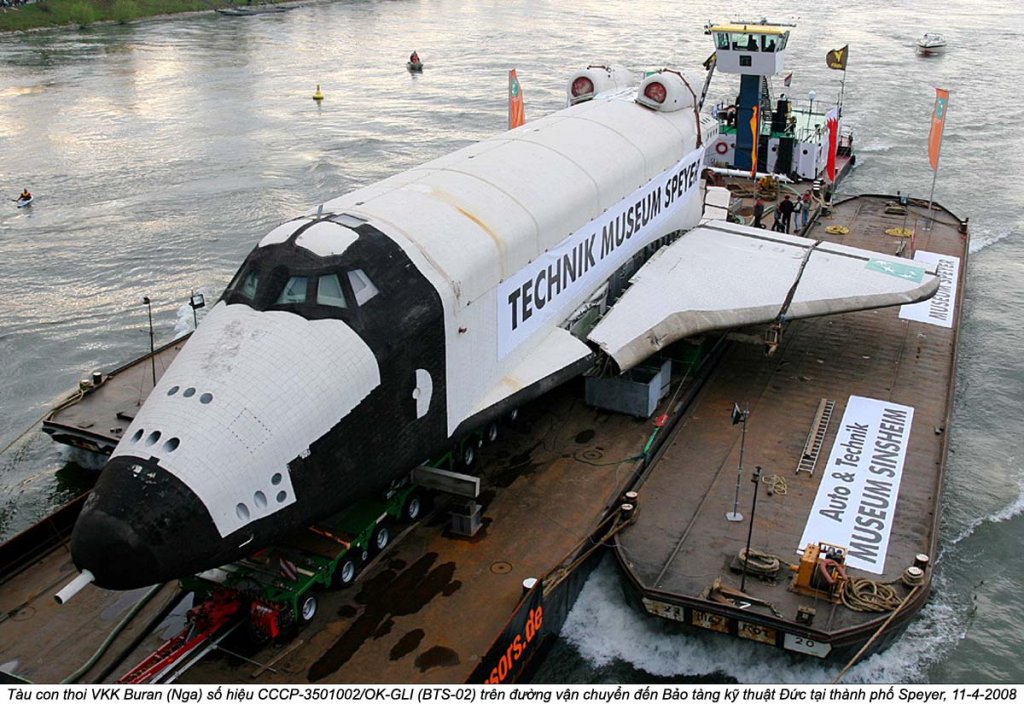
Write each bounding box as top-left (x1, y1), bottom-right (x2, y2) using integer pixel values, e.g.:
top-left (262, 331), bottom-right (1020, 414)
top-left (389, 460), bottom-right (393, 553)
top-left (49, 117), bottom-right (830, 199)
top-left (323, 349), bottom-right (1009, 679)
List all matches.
top-left (715, 141), bottom-right (729, 155)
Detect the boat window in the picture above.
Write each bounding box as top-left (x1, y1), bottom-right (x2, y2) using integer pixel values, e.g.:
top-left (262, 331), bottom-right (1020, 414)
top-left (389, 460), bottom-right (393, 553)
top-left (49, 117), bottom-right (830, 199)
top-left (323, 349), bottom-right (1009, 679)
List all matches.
top-left (275, 276), bottom-right (308, 305)
top-left (715, 33), bottom-right (729, 50)
top-left (347, 269), bottom-right (379, 306)
top-left (317, 274), bottom-right (348, 308)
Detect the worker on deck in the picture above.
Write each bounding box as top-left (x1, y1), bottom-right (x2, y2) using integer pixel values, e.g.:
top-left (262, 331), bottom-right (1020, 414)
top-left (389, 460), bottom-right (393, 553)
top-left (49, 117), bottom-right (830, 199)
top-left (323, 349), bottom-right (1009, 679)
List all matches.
top-left (753, 198), bottom-right (765, 228)
top-left (18, 188), bottom-right (31, 202)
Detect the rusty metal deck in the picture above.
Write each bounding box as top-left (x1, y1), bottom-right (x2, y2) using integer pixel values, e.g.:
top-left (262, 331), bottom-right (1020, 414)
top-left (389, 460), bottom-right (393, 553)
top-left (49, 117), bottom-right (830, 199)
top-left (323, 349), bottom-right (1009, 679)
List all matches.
top-left (42, 337), bottom-right (189, 456)
top-left (614, 194), bottom-right (967, 660)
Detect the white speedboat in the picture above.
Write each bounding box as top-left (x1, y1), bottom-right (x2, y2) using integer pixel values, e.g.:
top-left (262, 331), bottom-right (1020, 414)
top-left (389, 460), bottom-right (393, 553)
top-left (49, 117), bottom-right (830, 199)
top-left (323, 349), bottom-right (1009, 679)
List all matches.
top-left (916, 33), bottom-right (946, 55)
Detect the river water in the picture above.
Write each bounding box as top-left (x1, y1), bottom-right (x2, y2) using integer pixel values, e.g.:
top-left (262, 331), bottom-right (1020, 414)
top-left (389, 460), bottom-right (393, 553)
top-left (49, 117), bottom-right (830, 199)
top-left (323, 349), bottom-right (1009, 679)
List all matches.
top-left (1, 0), bottom-right (1022, 685)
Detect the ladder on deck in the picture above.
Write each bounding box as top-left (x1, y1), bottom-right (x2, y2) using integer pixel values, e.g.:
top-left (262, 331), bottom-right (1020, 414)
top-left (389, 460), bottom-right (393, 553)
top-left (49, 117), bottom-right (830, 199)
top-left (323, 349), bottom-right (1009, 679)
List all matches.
top-left (796, 398), bottom-right (835, 475)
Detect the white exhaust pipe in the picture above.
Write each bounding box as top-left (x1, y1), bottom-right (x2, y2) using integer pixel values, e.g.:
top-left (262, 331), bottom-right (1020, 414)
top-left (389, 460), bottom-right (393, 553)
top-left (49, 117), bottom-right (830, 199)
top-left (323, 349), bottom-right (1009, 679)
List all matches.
top-left (54, 570), bottom-right (95, 604)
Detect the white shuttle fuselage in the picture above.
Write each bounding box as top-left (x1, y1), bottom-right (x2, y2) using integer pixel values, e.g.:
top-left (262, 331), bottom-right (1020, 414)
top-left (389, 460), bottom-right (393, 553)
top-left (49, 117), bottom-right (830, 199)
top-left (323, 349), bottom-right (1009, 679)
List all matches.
top-left (71, 72), bottom-right (938, 589)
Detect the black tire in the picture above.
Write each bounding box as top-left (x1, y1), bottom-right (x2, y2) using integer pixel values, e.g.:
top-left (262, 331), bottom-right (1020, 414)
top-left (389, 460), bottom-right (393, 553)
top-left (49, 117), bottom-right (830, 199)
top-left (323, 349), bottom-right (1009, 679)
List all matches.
top-left (332, 557), bottom-right (357, 589)
top-left (403, 492), bottom-right (423, 522)
top-left (298, 593), bottom-right (318, 627)
top-left (507, 408), bottom-right (519, 423)
top-left (485, 422), bottom-right (499, 444)
top-left (460, 442), bottom-right (476, 468)
top-left (371, 523), bottom-right (390, 553)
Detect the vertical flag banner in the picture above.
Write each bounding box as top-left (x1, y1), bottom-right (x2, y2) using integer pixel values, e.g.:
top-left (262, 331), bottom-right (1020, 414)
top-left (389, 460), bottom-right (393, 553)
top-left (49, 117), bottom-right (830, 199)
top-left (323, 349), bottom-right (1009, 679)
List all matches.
top-left (825, 106), bottom-right (840, 182)
top-left (928, 88), bottom-right (949, 171)
top-left (783, 72), bottom-right (793, 87)
top-left (749, 105), bottom-right (759, 177)
top-left (826, 45), bottom-right (849, 70)
top-left (508, 69), bottom-right (526, 130)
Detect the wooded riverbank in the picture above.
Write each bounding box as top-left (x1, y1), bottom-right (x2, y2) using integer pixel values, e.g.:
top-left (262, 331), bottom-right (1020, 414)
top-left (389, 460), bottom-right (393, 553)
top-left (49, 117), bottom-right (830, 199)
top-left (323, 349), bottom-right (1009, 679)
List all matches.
top-left (0, 0), bottom-right (287, 32)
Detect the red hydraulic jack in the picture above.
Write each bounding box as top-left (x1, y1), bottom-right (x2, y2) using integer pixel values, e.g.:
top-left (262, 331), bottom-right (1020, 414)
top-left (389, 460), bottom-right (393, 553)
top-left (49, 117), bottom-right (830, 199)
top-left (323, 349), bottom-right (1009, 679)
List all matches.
top-left (117, 592), bottom-right (242, 684)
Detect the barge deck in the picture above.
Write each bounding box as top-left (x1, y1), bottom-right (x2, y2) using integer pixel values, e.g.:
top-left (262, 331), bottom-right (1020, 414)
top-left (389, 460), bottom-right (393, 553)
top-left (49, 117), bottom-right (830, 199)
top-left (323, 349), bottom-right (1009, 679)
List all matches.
top-left (614, 193), bottom-right (967, 663)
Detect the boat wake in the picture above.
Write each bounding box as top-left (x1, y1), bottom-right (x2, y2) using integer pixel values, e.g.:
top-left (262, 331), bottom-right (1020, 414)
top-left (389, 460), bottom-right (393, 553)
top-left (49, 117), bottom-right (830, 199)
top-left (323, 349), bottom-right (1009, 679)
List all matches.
top-left (967, 222), bottom-right (1019, 255)
top-left (558, 555), bottom-right (965, 684)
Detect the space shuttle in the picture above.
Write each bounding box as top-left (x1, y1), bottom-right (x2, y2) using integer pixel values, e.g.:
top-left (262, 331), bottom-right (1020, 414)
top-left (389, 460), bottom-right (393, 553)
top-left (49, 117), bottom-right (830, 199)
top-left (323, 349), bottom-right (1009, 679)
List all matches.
top-left (70, 66), bottom-right (939, 589)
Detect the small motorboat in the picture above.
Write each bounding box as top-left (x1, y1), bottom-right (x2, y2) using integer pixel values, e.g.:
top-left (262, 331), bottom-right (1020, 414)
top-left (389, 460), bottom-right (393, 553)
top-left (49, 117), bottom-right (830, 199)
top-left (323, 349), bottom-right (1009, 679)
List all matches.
top-left (916, 33), bottom-right (946, 55)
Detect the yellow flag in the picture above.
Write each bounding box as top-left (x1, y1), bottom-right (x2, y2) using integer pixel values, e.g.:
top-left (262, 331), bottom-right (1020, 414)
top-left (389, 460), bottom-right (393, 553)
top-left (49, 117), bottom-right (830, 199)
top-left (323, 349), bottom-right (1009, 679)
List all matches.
top-left (826, 45), bottom-right (849, 71)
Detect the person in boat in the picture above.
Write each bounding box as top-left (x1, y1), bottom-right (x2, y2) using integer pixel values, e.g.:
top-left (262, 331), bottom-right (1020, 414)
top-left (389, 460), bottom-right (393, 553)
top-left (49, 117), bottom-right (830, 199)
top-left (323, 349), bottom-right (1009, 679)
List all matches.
top-left (409, 51), bottom-right (420, 65)
top-left (18, 188), bottom-right (31, 202)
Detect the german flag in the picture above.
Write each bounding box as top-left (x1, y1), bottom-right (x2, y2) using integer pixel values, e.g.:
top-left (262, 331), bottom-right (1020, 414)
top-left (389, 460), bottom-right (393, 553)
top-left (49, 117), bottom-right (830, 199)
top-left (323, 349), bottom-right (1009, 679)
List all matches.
top-left (826, 45), bottom-right (849, 71)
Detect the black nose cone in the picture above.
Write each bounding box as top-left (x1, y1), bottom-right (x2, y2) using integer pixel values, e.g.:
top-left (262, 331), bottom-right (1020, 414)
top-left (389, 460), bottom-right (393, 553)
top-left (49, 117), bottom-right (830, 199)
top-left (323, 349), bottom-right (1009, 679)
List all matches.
top-left (71, 455), bottom-right (226, 589)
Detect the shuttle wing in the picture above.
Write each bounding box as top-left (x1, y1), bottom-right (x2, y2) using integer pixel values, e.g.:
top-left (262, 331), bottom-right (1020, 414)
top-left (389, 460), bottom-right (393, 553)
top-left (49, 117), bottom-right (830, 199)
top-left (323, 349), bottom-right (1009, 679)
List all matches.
top-left (588, 220), bottom-right (940, 371)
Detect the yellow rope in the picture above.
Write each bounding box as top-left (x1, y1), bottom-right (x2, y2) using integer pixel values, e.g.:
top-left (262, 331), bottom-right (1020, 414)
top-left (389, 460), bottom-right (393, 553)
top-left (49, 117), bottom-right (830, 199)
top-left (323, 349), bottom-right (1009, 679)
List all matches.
top-left (825, 225), bottom-right (849, 235)
top-left (884, 227), bottom-right (913, 237)
top-left (841, 577), bottom-right (903, 612)
top-left (761, 474), bottom-right (787, 495)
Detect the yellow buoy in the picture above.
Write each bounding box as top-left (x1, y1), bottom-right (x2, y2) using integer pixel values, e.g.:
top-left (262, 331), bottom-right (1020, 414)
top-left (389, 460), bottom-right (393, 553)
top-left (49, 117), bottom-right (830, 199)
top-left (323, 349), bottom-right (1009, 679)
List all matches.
top-left (312, 84), bottom-right (324, 101)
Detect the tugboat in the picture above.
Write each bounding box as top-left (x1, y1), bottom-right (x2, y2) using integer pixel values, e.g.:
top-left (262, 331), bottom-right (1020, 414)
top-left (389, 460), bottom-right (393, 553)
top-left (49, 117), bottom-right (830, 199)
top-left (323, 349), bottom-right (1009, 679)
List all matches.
top-left (704, 21), bottom-right (854, 187)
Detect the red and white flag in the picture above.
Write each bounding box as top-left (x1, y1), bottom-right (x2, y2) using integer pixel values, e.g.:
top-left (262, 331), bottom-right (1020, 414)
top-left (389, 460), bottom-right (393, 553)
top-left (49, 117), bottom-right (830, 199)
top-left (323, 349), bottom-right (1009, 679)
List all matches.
top-left (825, 106), bottom-right (840, 182)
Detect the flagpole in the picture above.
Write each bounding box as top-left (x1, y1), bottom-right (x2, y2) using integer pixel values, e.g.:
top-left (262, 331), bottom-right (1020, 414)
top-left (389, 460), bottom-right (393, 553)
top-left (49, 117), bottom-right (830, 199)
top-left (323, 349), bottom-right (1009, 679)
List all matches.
top-left (925, 160), bottom-right (940, 231)
top-left (838, 69), bottom-right (846, 117)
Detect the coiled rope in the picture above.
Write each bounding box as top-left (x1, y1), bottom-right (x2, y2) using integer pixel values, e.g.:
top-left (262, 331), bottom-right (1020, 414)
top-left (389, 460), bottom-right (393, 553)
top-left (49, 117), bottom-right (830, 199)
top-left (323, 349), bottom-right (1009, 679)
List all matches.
top-left (841, 577), bottom-right (903, 612)
top-left (736, 548), bottom-right (783, 577)
top-left (761, 474), bottom-right (787, 495)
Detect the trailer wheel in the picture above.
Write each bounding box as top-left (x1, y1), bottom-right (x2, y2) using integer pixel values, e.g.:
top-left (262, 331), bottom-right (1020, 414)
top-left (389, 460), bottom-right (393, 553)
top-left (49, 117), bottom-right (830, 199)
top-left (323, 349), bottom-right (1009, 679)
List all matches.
top-left (403, 493), bottom-right (423, 522)
top-left (485, 422), bottom-right (499, 444)
top-left (460, 442), bottom-right (476, 468)
top-left (372, 523), bottom-right (391, 553)
top-left (298, 593), bottom-right (318, 626)
top-left (332, 558), bottom-right (357, 589)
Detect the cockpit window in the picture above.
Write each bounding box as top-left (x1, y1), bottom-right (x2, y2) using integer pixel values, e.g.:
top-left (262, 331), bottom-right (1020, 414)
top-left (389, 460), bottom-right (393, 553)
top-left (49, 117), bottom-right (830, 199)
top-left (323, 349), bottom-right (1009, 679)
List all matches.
top-left (348, 269), bottom-right (379, 306)
top-left (276, 276), bottom-right (308, 305)
top-left (317, 274), bottom-right (348, 308)
top-left (239, 269), bottom-right (259, 301)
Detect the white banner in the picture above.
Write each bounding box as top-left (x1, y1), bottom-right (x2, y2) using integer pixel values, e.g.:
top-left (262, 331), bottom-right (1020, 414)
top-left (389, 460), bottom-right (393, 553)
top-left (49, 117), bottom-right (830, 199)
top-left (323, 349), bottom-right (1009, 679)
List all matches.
top-left (496, 146), bottom-right (705, 359)
top-left (799, 395), bottom-right (915, 573)
top-left (899, 250), bottom-right (960, 328)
